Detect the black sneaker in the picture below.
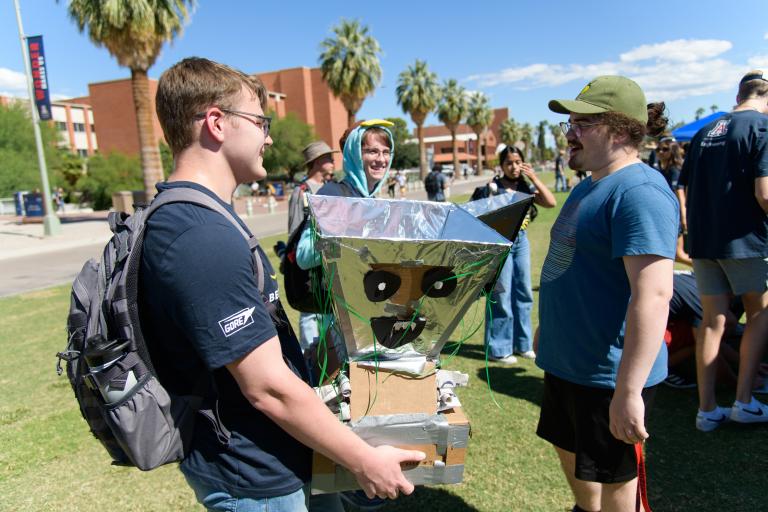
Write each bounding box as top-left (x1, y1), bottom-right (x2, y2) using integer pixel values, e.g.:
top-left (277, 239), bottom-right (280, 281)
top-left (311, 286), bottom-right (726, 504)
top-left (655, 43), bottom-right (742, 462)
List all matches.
top-left (663, 373), bottom-right (696, 389)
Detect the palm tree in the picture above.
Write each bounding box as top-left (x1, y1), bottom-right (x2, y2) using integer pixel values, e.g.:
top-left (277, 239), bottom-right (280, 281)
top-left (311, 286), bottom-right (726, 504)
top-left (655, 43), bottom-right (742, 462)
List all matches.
top-left (62, 0), bottom-right (193, 201)
top-left (549, 123), bottom-right (567, 150)
top-left (520, 123), bottom-right (534, 160)
top-left (499, 118), bottom-right (520, 148)
top-left (536, 120), bottom-right (549, 162)
top-left (710, 104), bottom-right (719, 114)
top-left (319, 19), bottom-right (382, 128)
top-left (695, 107), bottom-right (705, 120)
top-left (437, 80), bottom-right (467, 180)
top-left (395, 60), bottom-right (439, 179)
top-left (465, 92), bottom-right (493, 175)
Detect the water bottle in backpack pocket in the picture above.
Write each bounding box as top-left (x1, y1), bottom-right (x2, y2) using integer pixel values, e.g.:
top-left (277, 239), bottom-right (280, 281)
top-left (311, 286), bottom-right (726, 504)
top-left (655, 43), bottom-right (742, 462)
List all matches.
top-left (83, 336), bottom-right (142, 404)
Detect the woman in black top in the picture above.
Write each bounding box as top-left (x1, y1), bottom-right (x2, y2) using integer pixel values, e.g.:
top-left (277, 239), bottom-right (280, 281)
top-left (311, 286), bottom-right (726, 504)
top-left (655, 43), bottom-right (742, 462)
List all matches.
top-left (657, 138), bottom-right (692, 266)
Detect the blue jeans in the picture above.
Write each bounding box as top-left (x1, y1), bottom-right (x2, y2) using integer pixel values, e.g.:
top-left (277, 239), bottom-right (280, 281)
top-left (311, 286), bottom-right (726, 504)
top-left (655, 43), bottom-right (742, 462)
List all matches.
top-left (298, 312), bottom-right (320, 353)
top-left (484, 230), bottom-right (533, 358)
top-left (184, 471), bottom-right (308, 511)
top-left (555, 173), bottom-right (567, 192)
top-left (183, 472), bottom-right (346, 512)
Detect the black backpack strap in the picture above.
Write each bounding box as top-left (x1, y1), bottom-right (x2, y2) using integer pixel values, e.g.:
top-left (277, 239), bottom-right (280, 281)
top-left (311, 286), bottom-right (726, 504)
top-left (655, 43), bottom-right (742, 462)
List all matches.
top-left (146, 188), bottom-right (266, 294)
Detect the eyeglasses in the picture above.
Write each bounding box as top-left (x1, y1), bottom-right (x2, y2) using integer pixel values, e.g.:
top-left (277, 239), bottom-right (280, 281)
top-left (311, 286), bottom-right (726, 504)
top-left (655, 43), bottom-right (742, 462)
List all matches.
top-left (559, 121), bottom-right (603, 137)
top-left (362, 148), bottom-right (392, 159)
top-left (657, 147), bottom-right (670, 153)
top-left (195, 108), bottom-right (272, 137)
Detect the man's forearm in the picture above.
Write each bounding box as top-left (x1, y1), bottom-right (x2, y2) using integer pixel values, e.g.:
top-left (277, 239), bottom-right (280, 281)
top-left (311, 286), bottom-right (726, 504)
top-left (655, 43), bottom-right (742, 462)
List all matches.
top-left (615, 293), bottom-right (669, 396)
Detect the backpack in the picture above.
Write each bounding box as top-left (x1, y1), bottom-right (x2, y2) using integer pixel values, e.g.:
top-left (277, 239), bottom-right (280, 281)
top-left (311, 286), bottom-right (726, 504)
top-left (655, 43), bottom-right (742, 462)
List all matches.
top-left (424, 171), bottom-right (440, 195)
top-left (55, 187), bottom-right (267, 471)
top-left (280, 181), bottom-right (354, 313)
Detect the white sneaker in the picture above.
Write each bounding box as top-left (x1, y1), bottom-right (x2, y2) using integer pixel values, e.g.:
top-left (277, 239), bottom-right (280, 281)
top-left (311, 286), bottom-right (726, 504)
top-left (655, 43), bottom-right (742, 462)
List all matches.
top-left (489, 354), bottom-right (518, 365)
top-left (730, 397), bottom-right (768, 424)
top-left (695, 406), bottom-right (731, 432)
top-left (514, 350), bottom-right (537, 359)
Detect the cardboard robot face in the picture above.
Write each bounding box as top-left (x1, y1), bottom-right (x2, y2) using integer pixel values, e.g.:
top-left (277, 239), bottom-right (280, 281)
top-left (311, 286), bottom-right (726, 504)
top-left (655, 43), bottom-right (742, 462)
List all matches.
top-left (307, 195), bottom-right (512, 359)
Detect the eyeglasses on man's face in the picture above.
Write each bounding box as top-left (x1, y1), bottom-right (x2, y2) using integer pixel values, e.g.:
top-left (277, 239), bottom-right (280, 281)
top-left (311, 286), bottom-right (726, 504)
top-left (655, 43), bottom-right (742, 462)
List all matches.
top-left (559, 121), bottom-right (603, 137)
top-left (195, 108), bottom-right (272, 137)
top-left (362, 148), bottom-right (392, 159)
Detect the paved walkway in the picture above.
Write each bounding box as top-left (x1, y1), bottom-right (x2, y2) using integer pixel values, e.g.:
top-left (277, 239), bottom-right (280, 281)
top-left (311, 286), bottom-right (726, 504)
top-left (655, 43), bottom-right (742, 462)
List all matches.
top-left (0, 174), bottom-right (490, 296)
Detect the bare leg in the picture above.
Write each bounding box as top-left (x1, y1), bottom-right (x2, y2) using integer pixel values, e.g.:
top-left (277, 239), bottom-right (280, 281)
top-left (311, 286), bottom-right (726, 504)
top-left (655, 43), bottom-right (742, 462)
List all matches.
top-left (554, 446), bottom-right (601, 511)
top-left (734, 291), bottom-right (768, 404)
top-left (696, 294), bottom-right (730, 411)
top-left (675, 235), bottom-right (693, 267)
top-left (602, 478), bottom-right (639, 512)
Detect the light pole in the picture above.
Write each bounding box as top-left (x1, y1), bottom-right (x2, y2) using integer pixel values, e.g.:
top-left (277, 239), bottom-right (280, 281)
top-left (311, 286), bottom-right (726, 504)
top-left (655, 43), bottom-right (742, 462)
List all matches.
top-left (13, 0), bottom-right (61, 236)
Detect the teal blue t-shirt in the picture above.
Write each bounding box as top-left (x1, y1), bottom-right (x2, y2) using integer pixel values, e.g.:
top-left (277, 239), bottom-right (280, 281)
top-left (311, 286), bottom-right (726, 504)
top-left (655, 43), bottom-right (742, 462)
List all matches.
top-left (536, 163), bottom-right (678, 389)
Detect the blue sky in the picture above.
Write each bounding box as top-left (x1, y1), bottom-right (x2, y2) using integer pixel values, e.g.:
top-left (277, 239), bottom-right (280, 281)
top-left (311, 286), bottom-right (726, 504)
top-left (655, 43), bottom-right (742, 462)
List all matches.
top-left (1, 0), bottom-right (767, 131)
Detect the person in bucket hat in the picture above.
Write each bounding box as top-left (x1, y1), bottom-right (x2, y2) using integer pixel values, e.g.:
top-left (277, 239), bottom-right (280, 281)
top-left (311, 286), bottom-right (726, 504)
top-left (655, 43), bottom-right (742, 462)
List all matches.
top-left (535, 76), bottom-right (677, 512)
top-left (287, 141), bottom-right (339, 355)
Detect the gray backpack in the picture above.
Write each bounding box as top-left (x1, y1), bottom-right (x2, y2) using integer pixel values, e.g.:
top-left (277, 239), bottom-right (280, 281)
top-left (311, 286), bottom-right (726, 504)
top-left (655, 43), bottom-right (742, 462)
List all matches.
top-left (56, 187), bottom-right (266, 471)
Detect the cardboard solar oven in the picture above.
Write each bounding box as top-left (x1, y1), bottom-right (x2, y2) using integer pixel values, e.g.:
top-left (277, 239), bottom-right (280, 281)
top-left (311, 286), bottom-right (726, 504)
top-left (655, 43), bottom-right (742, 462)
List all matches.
top-left (460, 191), bottom-right (535, 243)
top-left (305, 195), bottom-right (512, 494)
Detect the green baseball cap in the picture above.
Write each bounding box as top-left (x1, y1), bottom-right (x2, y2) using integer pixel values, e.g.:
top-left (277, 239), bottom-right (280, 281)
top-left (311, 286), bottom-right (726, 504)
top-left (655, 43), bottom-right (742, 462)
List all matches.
top-left (548, 76), bottom-right (648, 124)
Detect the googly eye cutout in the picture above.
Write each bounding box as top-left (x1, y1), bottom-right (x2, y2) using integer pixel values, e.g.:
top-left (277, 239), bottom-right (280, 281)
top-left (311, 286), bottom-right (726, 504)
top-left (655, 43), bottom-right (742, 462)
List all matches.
top-left (363, 270), bottom-right (401, 302)
top-left (421, 268), bottom-right (457, 298)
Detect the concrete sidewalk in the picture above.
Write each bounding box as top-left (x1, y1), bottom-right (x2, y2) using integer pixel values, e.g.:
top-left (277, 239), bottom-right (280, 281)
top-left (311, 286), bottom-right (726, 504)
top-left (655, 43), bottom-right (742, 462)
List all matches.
top-left (0, 174), bottom-right (490, 264)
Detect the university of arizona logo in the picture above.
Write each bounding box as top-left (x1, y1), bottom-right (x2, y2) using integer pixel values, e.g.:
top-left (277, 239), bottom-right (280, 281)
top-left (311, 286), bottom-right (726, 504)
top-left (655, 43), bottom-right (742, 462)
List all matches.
top-left (218, 307), bottom-right (256, 337)
top-left (706, 119), bottom-right (730, 138)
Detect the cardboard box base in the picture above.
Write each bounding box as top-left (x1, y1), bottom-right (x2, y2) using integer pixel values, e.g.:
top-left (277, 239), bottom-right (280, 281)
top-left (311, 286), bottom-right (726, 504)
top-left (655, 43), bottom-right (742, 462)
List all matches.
top-left (311, 407), bottom-right (470, 494)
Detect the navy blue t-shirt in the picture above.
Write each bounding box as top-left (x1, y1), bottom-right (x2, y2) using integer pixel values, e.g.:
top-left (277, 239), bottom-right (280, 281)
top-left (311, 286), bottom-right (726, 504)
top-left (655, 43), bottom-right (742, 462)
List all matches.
top-left (679, 110), bottom-right (768, 258)
top-left (139, 181), bottom-right (311, 499)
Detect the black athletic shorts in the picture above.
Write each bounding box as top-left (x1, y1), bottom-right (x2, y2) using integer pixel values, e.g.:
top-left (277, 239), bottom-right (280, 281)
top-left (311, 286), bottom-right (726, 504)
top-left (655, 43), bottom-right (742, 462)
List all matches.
top-left (536, 372), bottom-right (657, 484)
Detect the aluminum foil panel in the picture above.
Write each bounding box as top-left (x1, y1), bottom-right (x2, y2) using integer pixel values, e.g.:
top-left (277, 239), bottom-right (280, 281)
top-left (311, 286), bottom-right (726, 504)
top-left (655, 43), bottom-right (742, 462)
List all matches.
top-left (307, 196), bottom-right (511, 359)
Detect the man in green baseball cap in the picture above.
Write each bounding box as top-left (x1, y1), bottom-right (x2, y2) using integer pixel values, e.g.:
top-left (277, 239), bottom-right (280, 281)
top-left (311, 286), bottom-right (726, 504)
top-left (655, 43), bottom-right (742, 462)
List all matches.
top-left (534, 76), bottom-right (679, 512)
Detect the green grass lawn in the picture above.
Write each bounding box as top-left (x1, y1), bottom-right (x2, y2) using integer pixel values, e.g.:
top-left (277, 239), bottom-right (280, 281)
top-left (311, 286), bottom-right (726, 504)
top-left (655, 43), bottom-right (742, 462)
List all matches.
top-left (1, 190), bottom-right (766, 511)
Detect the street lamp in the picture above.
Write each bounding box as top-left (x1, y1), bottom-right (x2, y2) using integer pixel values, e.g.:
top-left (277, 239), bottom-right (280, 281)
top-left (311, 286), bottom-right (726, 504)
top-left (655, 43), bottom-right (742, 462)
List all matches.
top-left (13, 0), bottom-right (61, 236)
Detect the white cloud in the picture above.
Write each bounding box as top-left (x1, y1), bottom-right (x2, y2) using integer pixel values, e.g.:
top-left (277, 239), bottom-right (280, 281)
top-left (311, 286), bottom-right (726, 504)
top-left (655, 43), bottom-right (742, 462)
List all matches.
top-left (747, 54), bottom-right (768, 69)
top-left (0, 67), bottom-right (27, 95)
top-left (466, 39), bottom-right (761, 102)
top-left (764, 32), bottom-right (768, 39)
top-left (620, 39), bottom-right (731, 63)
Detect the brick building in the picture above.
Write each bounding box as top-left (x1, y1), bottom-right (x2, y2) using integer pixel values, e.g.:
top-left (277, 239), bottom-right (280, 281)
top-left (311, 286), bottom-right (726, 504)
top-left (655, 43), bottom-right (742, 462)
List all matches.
top-left (78, 66), bottom-right (347, 168)
top-left (0, 94), bottom-right (98, 157)
top-left (419, 107), bottom-right (508, 170)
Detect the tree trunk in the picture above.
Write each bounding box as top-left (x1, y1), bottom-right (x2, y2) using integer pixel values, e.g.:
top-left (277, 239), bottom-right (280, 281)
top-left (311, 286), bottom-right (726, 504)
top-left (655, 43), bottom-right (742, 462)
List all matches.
top-left (475, 130), bottom-right (484, 175)
top-left (131, 68), bottom-right (163, 202)
top-left (450, 128), bottom-right (461, 180)
top-left (417, 122), bottom-right (428, 180)
top-left (347, 109), bottom-right (356, 129)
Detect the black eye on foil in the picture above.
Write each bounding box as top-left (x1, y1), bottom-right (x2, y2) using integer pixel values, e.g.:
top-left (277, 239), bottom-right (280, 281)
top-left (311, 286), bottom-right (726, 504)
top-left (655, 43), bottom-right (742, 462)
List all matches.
top-left (363, 270), bottom-right (401, 302)
top-left (421, 268), bottom-right (457, 298)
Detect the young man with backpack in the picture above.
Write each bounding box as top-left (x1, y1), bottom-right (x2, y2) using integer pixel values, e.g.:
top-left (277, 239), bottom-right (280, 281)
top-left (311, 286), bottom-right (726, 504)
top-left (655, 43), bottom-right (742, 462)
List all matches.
top-left (287, 141), bottom-right (338, 352)
top-left (424, 164), bottom-right (447, 201)
top-left (141, 57), bottom-right (423, 510)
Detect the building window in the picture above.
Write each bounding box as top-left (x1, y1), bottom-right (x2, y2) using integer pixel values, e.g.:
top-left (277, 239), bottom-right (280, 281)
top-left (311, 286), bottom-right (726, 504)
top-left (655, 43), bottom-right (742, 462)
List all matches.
top-left (77, 149), bottom-right (88, 158)
top-left (55, 121), bottom-right (67, 131)
top-left (73, 123), bottom-right (86, 132)
top-left (90, 124), bottom-right (95, 133)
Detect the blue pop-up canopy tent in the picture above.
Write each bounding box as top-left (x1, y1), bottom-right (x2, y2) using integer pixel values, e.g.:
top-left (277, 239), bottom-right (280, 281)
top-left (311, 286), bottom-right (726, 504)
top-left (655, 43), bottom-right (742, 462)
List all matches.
top-left (672, 111), bottom-right (727, 141)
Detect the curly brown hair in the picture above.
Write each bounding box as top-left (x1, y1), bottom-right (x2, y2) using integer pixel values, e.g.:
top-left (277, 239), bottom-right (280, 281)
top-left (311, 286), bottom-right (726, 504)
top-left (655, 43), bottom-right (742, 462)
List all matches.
top-left (601, 102), bottom-right (668, 149)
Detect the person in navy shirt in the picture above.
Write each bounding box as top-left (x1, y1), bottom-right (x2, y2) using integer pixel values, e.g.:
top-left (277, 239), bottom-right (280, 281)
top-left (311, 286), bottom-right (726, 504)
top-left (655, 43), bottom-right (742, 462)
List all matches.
top-left (536, 76), bottom-right (677, 512)
top-left (679, 70), bottom-right (768, 431)
top-left (142, 57), bottom-right (423, 512)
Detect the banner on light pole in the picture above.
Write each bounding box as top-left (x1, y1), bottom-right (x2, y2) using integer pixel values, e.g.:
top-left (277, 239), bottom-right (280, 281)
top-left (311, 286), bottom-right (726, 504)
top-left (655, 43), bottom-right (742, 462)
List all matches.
top-left (27, 35), bottom-right (52, 121)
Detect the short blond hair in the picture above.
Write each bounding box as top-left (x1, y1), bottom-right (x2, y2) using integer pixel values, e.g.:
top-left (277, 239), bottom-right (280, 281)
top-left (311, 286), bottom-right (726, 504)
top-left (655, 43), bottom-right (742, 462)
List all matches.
top-left (156, 57), bottom-right (267, 155)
